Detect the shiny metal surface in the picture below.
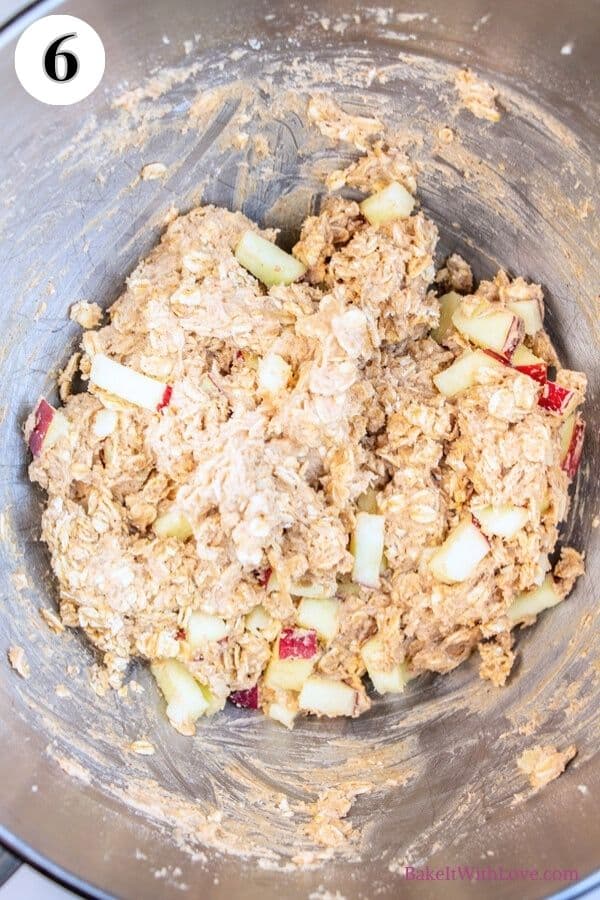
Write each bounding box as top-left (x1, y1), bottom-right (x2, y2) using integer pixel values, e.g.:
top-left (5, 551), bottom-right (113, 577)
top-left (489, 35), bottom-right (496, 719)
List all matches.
top-left (0, 1), bottom-right (598, 898)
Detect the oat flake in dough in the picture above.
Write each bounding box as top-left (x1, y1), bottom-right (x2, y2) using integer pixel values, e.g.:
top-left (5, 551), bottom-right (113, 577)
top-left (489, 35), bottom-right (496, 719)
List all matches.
top-left (25, 133), bottom-right (586, 734)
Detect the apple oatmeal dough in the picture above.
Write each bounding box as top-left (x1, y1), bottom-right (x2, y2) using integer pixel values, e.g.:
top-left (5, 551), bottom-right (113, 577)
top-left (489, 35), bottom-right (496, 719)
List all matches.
top-left (25, 132), bottom-right (587, 735)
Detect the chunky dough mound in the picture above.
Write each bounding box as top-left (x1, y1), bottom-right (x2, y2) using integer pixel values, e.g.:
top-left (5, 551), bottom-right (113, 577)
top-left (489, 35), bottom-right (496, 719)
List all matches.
top-left (27, 141), bottom-right (585, 728)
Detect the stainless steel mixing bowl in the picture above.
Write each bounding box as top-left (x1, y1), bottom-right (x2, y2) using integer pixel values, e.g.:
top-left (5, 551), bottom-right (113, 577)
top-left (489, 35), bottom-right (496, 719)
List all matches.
top-left (1, 1), bottom-right (598, 897)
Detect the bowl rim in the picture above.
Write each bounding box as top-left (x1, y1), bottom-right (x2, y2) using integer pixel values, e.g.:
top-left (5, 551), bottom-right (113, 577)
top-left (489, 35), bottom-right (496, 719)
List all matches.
top-left (1, 3), bottom-right (598, 900)
top-left (1, 825), bottom-right (111, 899)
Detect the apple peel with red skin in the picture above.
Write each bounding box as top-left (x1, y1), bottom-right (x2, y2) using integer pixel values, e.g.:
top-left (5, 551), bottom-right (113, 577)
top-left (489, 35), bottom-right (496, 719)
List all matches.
top-left (229, 685), bottom-right (259, 709)
top-left (452, 303), bottom-right (524, 359)
top-left (561, 416), bottom-right (585, 479)
top-left (255, 566), bottom-right (272, 588)
top-left (157, 384), bottom-right (173, 412)
top-left (538, 381), bottom-right (574, 414)
top-left (511, 345), bottom-right (547, 384)
top-left (28, 398), bottom-right (69, 457)
top-left (482, 349), bottom-right (511, 366)
top-left (483, 348), bottom-right (547, 384)
top-left (29, 399), bottom-right (56, 457)
top-left (278, 627), bottom-right (318, 659)
top-left (515, 363), bottom-right (547, 384)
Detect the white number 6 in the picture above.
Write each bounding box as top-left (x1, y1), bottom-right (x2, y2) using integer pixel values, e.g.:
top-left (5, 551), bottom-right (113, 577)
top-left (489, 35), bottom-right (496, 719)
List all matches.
top-left (15, 15), bottom-right (104, 106)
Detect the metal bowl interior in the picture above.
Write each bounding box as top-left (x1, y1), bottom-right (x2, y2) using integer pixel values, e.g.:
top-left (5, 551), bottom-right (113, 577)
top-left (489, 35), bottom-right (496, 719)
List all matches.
top-left (0, 1), bottom-right (598, 898)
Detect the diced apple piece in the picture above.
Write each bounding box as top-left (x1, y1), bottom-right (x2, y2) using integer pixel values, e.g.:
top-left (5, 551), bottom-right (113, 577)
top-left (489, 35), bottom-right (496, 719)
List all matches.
top-left (366, 663), bottom-right (411, 696)
top-left (264, 655), bottom-right (315, 692)
top-left (434, 353), bottom-right (476, 397)
top-left (507, 297), bottom-right (544, 335)
top-left (46, 409), bottom-right (70, 448)
top-left (289, 580), bottom-right (330, 598)
top-left (482, 349), bottom-right (511, 366)
top-left (153, 509), bottom-right (193, 540)
top-left (475, 505), bottom-right (529, 539)
top-left (92, 408), bottom-right (118, 438)
top-left (278, 627), bottom-right (318, 659)
top-left (264, 631), bottom-right (318, 691)
top-left (267, 701), bottom-right (297, 729)
top-left (245, 604), bottom-right (274, 634)
top-left (360, 636), bottom-right (413, 695)
top-left (533, 553), bottom-right (551, 586)
top-left (28, 399), bottom-right (70, 457)
top-left (515, 364), bottom-right (547, 385)
top-left (269, 571), bottom-right (330, 599)
top-left (511, 346), bottom-right (538, 366)
top-left (28, 399), bottom-right (55, 456)
top-left (429, 519), bottom-right (490, 584)
top-left (452, 302), bottom-right (524, 357)
top-left (511, 345), bottom-right (547, 384)
top-left (298, 676), bottom-right (357, 717)
top-left (90, 354), bottom-right (172, 412)
top-left (297, 597), bottom-right (340, 642)
top-left (431, 291), bottom-right (462, 345)
top-left (433, 349), bottom-right (505, 397)
top-left (188, 612), bottom-right (229, 646)
top-left (229, 685), bottom-right (259, 709)
top-left (235, 230), bottom-right (306, 287)
top-left (360, 181), bottom-right (415, 225)
top-left (351, 512), bottom-right (385, 589)
top-left (538, 381), bottom-right (574, 414)
top-left (202, 686), bottom-right (227, 716)
top-left (507, 575), bottom-right (561, 624)
top-left (151, 659), bottom-right (210, 734)
top-left (257, 353), bottom-right (291, 395)
top-left (203, 687), bottom-right (228, 718)
top-left (559, 414), bottom-right (585, 479)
